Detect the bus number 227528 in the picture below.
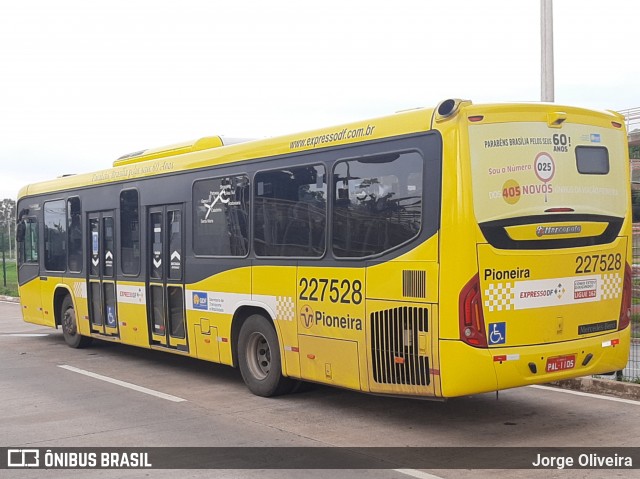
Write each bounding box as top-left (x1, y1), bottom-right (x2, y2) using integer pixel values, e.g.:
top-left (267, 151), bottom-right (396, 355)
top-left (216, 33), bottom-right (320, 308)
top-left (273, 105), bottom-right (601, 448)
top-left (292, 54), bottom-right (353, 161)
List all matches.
top-left (575, 253), bottom-right (621, 274)
top-left (298, 278), bottom-right (362, 305)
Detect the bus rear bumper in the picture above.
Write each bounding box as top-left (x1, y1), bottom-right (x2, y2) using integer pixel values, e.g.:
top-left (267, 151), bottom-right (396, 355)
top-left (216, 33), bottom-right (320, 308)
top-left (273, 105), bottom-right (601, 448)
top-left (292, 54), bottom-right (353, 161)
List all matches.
top-left (491, 328), bottom-right (630, 391)
top-left (439, 328), bottom-right (631, 397)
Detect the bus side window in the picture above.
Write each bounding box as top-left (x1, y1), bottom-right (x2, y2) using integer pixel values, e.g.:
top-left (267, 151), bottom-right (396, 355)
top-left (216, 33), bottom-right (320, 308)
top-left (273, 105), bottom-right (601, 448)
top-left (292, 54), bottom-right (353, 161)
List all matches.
top-left (254, 165), bottom-right (326, 257)
top-left (43, 199), bottom-right (66, 272)
top-left (18, 217), bottom-right (39, 265)
top-left (332, 151), bottom-right (423, 258)
top-left (193, 175), bottom-right (250, 257)
top-left (67, 197), bottom-right (82, 272)
top-left (120, 190), bottom-right (140, 275)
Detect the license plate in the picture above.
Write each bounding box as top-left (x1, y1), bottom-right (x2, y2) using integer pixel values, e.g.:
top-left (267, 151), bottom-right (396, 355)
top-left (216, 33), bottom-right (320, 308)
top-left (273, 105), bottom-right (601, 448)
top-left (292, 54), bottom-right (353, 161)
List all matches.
top-left (546, 355), bottom-right (576, 373)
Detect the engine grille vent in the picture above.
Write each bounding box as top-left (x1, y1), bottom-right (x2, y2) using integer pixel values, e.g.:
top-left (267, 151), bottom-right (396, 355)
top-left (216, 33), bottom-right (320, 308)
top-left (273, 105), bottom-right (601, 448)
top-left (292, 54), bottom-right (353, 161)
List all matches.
top-left (402, 270), bottom-right (426, 298)
top-left (370, 307), bottom-right (429, 386)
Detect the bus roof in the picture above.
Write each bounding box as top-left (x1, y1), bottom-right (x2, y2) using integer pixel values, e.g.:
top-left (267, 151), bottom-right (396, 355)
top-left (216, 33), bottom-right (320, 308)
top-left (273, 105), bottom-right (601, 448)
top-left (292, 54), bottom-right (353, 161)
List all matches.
top-left (17, 100), bottom-right (624, 199)
top-left (19, 106), bottom-right (442, 199)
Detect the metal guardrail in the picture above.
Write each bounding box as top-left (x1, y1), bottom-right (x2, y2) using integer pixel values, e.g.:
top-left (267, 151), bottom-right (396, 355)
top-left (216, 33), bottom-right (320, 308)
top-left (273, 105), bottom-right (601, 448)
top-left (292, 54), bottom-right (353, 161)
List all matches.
top-left (592, 224), bottom-right (639, 382)
top-left (619, 107), bottom-right (640, 134)
top-left (613, 108), bottom-right (640, 382)
top-left (625, 225), bottom-right (640, 382)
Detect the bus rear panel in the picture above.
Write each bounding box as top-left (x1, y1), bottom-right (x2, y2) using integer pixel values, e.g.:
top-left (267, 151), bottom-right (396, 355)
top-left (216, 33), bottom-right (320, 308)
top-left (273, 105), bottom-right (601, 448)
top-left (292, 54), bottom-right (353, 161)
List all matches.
top-left (439, 105), bottom-right (631, 397)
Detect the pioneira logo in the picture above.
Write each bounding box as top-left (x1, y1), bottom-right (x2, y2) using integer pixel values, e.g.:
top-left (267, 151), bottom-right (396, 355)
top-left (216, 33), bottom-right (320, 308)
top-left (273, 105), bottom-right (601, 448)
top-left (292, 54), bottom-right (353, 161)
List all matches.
top-left (536, 225), bottom-right (581, 237)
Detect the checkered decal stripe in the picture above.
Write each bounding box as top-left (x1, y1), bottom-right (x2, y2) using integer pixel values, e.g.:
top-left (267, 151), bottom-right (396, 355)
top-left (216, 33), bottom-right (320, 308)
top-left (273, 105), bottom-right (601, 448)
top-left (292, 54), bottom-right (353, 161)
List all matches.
top-left (600, 273), bottom-right (622, 300)
top-left (276, 296), bottom-right (295, 321)
top-left (484, 282), bottom-right (514, 312)
top-left (72, 282), bottom-right (86, 299)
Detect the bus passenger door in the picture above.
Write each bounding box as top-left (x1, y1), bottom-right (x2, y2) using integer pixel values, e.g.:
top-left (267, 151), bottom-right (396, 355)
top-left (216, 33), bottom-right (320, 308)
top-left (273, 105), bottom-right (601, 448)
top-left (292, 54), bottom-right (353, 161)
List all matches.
top-left (87, 211), bottom-right (119, 337)
top-left (18, 215), bottom-right (45, 325)
top-left (147, 205), bottom-right (187, 351)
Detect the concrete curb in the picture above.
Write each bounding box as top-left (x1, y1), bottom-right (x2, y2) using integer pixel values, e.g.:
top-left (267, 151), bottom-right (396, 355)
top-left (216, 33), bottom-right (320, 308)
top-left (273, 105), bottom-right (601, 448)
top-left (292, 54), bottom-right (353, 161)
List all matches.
top-left (0, 295), bottom-right (19, 303)
top-left (549, 377), bottom-right (640, 401)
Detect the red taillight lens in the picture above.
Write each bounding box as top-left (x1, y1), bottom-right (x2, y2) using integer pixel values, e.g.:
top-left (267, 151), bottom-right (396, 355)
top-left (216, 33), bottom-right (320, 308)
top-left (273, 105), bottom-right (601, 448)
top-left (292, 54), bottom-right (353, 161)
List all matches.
top-left (459, 274), bottom-right (488, 347)
top-left (619, 263), bottom-right (632, 330)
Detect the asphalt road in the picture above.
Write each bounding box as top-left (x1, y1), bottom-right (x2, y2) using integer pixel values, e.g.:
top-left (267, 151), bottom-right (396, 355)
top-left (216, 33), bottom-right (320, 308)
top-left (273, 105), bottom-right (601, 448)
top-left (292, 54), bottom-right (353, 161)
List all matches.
top-left (2, 300), bottom-right (640, 479)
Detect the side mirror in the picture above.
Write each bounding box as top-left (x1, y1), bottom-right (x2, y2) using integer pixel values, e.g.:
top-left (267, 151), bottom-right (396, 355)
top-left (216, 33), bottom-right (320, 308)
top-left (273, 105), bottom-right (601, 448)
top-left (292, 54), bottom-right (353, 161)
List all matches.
top-left (16, 221), bottom-right (25, 243)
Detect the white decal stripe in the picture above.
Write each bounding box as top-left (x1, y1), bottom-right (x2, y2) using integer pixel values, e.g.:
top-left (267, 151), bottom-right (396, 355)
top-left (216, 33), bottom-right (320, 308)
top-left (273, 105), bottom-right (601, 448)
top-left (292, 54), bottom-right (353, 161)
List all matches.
top-left (116, 284), bottom-right (146, 304)
top-left (252, 294), bottom-right (278, 317)
top-left (186, 290), bottom-right (251, 314)
top-left (485, 273), bottom-right (623, 311)
top-left (186, 290), bottom-right (293, 321)
top-left (72, 281), bottom-right (87, 299)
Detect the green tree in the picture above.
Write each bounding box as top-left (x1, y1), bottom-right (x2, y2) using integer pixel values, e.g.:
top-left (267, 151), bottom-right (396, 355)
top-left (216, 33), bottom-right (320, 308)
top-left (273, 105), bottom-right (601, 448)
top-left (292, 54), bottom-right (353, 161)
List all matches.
top-left (0, 199), bottom-right (17, 259)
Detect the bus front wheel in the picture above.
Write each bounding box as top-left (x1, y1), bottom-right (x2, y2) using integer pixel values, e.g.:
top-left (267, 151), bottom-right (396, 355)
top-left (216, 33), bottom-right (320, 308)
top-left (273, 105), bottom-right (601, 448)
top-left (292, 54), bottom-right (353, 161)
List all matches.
top-left (61, 296), bottom-right (92, 349)
top-left (237, 314), bottom-right (293, 397)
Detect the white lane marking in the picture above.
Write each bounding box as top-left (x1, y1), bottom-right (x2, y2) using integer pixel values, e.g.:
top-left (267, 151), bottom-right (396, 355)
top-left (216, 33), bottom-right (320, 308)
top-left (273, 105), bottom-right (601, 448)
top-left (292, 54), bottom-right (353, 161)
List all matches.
top-left (395, 385), bottom-right (640, 479)
top-left (58, 365), bottom-right (186, 403)
top-left (0, 333), bottom-right (50, 337)
top-left (394, 469), bottom-right (444, 479)
top-left (530, 384), bottom-right (640, 406)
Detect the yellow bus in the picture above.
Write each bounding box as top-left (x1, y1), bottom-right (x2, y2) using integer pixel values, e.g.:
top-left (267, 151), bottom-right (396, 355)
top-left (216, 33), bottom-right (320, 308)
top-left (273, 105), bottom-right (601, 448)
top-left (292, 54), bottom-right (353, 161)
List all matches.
top-left (16, 99), bottom-right (632, 398)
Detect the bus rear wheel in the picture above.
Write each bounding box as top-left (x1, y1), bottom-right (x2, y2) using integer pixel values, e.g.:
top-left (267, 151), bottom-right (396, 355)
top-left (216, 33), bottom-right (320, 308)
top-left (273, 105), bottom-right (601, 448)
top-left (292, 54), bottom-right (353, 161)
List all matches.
top-left (61, 296), bottom-right (91, 349)
top-left (237, 314), bottom-right (293, 397)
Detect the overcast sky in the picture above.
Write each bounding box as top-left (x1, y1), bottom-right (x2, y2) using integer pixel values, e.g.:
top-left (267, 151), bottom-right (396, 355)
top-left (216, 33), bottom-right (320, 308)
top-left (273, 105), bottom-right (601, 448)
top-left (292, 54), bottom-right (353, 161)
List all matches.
top-left (1, 0), bottom-right (638, 199)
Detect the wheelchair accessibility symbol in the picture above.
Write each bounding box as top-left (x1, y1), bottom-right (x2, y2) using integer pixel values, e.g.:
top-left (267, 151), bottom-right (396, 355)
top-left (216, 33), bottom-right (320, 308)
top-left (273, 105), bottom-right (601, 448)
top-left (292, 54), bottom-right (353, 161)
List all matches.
top-left (489, 322), bottom-right (506, 345)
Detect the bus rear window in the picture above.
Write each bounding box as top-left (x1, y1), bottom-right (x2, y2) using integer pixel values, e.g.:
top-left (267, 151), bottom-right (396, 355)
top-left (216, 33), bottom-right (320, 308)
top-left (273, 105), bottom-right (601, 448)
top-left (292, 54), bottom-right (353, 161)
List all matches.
top-left (576, 146), bottom-right (609, 175)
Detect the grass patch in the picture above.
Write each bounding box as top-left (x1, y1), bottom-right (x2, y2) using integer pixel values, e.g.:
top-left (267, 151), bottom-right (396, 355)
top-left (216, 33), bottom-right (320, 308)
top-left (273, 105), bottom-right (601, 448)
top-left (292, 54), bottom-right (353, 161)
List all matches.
top-left (0, 259), bottom-right (18, 297)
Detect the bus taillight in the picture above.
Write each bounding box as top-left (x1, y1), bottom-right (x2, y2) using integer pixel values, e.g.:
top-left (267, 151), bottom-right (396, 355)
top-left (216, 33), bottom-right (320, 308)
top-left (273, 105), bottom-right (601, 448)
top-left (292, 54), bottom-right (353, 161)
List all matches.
top-left (619, 264), bottom-right (632, 331)
top-left (459, 274), bottom-right (488, 347)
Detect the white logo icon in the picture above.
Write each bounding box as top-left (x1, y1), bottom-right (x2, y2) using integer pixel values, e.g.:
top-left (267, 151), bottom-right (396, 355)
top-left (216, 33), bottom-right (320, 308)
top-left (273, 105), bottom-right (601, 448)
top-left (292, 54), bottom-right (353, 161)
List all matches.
top-left (8, 449), bottom-right (40, 468)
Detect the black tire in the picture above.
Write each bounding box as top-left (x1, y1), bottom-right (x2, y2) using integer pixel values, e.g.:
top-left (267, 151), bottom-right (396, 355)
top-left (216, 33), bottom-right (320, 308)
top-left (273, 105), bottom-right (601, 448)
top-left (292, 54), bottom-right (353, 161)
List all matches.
top-left (61, 296), bottom-right (92, 349)
top-left (237, 314), bottom-right (294, 397)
